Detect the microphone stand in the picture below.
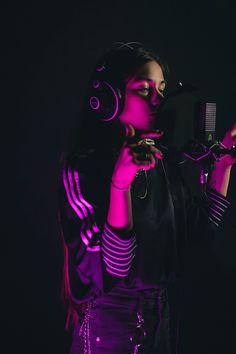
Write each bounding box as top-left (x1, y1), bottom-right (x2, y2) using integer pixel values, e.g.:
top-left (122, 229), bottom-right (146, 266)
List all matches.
top-left (179, 140), bottom-right (236, 193)
top-left (156, 81), bottom-right (236, 192)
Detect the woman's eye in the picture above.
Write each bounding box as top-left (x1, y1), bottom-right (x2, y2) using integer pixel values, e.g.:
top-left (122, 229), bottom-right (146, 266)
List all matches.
top-left (136, 88), bottom-right (151, 95)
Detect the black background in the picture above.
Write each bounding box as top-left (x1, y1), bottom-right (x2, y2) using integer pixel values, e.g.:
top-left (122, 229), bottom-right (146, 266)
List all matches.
top-left (2, 1), bottom-right (236, 353)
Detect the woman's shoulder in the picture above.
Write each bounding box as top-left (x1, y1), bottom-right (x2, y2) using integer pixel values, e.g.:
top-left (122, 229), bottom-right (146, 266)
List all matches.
top-left (65, 148), bottom-right (97, 173)
top-left (61, 148), bottom-right (112, 209)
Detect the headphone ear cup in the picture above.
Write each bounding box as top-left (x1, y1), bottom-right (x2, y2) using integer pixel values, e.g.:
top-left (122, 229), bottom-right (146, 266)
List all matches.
top-left (89, 79), bottom-right (123, 121)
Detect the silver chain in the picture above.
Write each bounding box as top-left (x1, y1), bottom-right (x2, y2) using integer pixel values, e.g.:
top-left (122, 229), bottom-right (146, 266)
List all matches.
top-left (79, 301), bottom-right (92, 354)
top-left (133, 311), bottom-right (145, 354)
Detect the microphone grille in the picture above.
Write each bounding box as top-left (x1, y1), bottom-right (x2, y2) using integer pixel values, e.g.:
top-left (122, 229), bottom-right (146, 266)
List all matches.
top-left (205, 103), bottom-right (216, 132)
top-left (194, 102), bottom-right (216, 143)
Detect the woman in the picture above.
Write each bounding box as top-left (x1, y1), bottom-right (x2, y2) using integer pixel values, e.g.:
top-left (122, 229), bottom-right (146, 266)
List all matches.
top-left (59, 42), bottom-right (235, 353)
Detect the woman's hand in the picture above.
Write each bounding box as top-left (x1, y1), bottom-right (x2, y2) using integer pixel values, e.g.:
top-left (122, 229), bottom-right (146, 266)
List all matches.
top-left (216, 122), bottom-right (236, 168)
top-left (208, 123), bottom-right (236, 197)
top-left (111, 124), bottom-right (164, 189)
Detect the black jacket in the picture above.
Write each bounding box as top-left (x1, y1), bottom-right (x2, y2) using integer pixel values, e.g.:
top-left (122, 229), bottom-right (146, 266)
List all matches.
top-left (59, 150), bottom-right (231, 304)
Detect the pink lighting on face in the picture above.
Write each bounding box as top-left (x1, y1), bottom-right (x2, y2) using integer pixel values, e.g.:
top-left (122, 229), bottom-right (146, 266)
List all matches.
top-left (119, 61), bottom-right (165, 130)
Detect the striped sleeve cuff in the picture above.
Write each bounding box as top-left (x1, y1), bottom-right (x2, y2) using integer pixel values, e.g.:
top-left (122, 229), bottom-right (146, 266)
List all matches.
top-left (204, 187), bottom-right (231, 227)
top-left (101, 223), bottom-right (137, 278)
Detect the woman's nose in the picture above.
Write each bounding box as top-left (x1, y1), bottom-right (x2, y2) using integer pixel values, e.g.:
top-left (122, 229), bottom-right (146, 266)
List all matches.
top-left (151, 90), bottom-right (164, 107)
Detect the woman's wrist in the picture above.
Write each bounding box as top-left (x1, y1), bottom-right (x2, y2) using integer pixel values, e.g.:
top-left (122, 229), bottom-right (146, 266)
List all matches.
top-left (208, 160), bottom-right (232, 197)
top-left (214, 158), bottom-right (232, 171)
top-left (111, 180), bottom-right (131, 191)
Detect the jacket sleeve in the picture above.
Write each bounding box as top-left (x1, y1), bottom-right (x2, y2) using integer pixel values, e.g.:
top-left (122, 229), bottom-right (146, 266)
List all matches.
top-left (202, 187), bottom-right (231, 227)
top-left (59, 158), bottom-right (137, 303)
top-left (183, 182), bottom-right (231, 238)
top-left (176, 159), bottom-right (231, 232)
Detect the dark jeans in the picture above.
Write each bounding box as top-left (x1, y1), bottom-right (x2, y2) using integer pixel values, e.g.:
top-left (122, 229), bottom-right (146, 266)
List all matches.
top-left (70, 288), bottom-right (172, 354)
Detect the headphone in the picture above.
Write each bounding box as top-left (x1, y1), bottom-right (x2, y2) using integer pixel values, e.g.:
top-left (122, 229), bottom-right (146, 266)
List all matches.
top-left (88, 42), bottom-right (143, 122)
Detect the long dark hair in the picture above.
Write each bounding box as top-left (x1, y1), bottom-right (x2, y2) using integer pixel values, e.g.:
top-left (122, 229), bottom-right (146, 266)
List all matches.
top-left (60, 42), bottom-right (168, 330)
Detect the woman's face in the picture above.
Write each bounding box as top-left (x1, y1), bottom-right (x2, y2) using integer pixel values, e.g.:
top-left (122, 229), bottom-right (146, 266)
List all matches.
top-left (119, 61), bottom-right (166, 131)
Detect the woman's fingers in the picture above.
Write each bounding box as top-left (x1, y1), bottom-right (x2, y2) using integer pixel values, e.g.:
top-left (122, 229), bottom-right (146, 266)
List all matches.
top-left (230, 122), bottom-right (236, 139)
top-left (154, 150), bottom-right (164, 160)
top-left (140, 130), bottom-right (164, 139)
top-left (221, 122), bottom-right (236, 148)
top-left (133, 155), bottom-right (155, 165)
top-left (129, 144), bottom-right (164, 160)
top-left (122, 124), bottom-right (164, 171)
top-left (133, 152), bottom-right (153, 161)
top-left (125, 126), bottom-right (164, 145)
top-left (132, 150), bottom-right (163, 160)
top-left (125, 124), bottom-right (136, 138)
top-left (129, 144), bottom-right (157, 153)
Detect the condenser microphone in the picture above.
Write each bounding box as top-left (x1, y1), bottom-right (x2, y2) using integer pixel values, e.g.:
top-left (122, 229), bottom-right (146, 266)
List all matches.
top-left (194, 102), bottom-right (216, 144)
top-left (182, 101), bottom-right (236, 160)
